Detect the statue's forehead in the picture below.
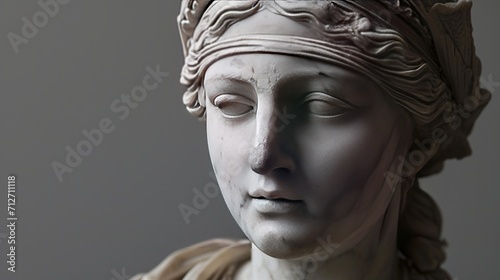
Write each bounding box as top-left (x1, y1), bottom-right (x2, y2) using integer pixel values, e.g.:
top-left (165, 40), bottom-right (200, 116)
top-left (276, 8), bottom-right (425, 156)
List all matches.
top-left (205, 53), bottom-right (376, 107)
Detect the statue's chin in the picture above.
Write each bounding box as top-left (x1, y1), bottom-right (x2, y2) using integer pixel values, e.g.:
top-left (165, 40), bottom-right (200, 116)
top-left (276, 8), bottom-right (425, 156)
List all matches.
top-left (244, 227), bottom-right (330, 260)
top-left (252, 237), bottom-right (317, 259)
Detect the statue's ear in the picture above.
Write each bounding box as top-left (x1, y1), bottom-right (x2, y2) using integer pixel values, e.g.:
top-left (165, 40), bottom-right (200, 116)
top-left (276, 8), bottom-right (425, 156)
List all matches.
top-left (198, 86), bottom-right (206, 108)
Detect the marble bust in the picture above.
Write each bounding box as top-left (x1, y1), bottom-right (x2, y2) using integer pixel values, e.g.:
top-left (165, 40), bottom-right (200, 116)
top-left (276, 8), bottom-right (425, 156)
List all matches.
top-left (133, 0), bottom-right (490, 279)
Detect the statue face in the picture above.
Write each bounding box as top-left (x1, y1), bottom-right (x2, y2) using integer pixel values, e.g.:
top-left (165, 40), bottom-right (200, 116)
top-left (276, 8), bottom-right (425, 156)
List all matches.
top-left (203, 10), bottom-right (412, 259)
top-left (204, 53), bottom-right (411, 258)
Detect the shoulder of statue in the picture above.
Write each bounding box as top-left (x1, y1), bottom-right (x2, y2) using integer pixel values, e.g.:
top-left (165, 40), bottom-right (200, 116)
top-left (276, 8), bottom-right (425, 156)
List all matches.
top-left (132, 238), bottom-right (251, 280)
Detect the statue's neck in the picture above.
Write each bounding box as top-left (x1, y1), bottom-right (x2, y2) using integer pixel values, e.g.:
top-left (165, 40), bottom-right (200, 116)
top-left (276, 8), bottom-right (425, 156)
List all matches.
top-left (247, 231), bottom-right (398, 280)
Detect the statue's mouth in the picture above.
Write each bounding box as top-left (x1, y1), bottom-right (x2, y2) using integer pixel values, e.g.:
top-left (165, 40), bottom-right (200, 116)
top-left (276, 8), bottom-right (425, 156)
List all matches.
top-left (252, 197), bottom-right (300, 203)
top-left (249, 189), bottom-right (301, 202)
top-left (249, 195), bottom-right (303, 214)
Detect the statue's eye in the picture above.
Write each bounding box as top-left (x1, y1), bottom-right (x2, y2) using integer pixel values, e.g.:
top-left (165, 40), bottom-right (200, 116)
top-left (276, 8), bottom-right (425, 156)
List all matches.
top-left (213, 94), bottom-right (254, 118)
top-left (301, 92), bottom-right (354, 118)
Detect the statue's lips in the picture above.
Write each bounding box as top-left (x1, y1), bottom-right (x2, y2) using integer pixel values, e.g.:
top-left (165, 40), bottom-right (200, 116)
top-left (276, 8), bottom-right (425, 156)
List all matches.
top-left (249, 189), bottom-right (300, 201)
top-left (250, 197), bottom-right (303, 214)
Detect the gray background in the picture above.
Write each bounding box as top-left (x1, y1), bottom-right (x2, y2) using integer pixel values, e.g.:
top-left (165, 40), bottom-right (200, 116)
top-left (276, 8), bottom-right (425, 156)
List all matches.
top-left (0, 1), bottom-right (498, 279)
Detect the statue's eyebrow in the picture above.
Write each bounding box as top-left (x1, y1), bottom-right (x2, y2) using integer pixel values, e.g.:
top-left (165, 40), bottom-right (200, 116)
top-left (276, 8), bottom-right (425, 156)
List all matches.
top-left (271, 71), bottom-right (346, 95)
top-left (273, 71), bottom-right (374, 107)
top-left (204, 73), bottom-right (252, 85)
top-left (203, 73), bottom-right (256, 100)
top-left (274, 71), bottom-right (341, 87)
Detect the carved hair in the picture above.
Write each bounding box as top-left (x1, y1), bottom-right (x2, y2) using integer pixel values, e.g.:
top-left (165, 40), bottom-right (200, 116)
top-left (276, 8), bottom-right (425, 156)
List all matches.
top-left (177, 1), bottom-right (491, 279)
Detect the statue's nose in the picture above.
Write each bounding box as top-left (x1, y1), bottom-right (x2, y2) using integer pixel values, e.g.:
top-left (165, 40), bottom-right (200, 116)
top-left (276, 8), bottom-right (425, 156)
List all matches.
top-left (248, 105), bottom-right (295, 176)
